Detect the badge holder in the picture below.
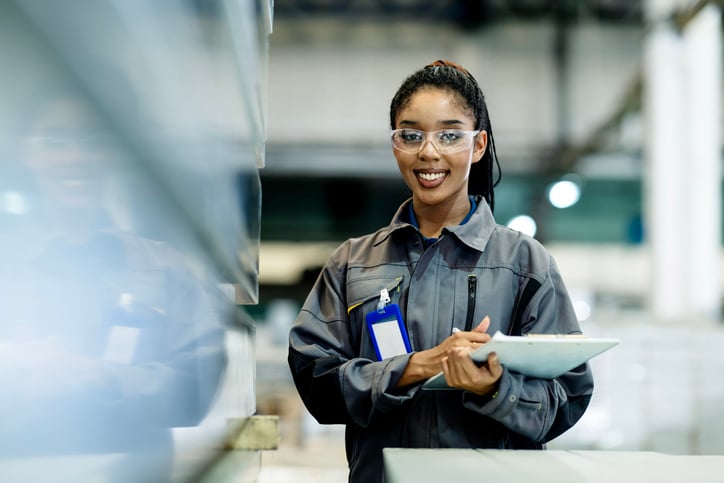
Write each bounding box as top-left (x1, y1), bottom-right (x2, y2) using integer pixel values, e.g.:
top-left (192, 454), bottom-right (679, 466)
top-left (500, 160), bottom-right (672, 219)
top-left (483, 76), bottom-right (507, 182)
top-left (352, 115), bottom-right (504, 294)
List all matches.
top-left (365, 289), bottom-right (412, 360)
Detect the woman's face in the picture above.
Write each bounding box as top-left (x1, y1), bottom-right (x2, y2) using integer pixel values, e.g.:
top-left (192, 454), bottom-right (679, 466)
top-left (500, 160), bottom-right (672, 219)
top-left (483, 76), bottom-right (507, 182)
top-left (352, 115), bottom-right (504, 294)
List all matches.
top-left (392, 87), bottom-right (487, 210)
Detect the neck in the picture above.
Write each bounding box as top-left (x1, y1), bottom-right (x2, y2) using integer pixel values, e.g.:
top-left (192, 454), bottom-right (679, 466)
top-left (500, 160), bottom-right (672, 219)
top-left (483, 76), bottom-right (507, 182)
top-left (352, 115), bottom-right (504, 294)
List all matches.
top-left (413, 195), bottom-right (471, 239)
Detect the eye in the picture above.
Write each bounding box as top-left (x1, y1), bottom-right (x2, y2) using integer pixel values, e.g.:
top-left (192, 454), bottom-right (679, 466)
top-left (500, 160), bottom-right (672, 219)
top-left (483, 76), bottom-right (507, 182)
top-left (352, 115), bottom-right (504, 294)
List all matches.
top-left (399, 129), bottom-right (424, 143)
top-left (437, 130), bottom-right (464, 144)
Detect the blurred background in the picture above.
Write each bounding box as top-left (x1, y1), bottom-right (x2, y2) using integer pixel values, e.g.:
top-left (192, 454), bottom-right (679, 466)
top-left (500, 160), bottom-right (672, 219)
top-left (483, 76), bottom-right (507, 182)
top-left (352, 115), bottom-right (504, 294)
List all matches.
top-left (0, 1), bottom-right (723, 482)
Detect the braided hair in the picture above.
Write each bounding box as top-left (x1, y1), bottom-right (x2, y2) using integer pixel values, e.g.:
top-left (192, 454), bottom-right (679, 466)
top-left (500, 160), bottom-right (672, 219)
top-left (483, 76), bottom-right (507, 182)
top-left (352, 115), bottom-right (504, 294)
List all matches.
top-left (389, 60), bottom-right (502, 212)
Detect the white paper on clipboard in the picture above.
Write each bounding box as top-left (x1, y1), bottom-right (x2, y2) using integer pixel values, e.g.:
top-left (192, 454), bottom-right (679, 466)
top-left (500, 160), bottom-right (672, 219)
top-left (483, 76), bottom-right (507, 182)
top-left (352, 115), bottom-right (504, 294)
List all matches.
top-left (422, 331), bottom-right (619, 390)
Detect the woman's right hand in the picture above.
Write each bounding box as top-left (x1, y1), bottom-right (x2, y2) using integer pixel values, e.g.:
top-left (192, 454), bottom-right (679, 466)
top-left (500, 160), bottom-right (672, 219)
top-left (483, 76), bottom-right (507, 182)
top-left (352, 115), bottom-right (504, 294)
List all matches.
top-left (396, 316), bottom-right (492, 387)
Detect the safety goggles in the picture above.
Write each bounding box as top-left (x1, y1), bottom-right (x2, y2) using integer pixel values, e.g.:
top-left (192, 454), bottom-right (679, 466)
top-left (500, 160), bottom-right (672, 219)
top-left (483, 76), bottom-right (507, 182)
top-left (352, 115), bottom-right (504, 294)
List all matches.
top-left (390, 128), bottom-right (480, 154)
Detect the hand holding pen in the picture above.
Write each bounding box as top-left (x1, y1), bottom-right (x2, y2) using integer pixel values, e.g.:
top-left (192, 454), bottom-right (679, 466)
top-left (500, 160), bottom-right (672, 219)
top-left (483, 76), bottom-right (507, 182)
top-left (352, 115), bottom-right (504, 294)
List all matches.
top-left (443, 316), bottom-right (503, 396)
top-left (395, 316), bottom-right (492, 388)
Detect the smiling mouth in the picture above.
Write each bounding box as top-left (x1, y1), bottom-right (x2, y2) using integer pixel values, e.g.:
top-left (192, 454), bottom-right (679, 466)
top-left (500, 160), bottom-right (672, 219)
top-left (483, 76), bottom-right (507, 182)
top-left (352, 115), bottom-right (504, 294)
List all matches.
top-left (415, 170), bottom-right (449, 188)
top-left (416, 171), bottom-right (447, 181)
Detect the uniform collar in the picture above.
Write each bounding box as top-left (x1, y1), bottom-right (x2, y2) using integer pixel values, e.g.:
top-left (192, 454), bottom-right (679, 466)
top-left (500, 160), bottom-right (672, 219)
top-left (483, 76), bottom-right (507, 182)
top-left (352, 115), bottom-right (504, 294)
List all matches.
top-left (374, 195), bottom-right (496, 253)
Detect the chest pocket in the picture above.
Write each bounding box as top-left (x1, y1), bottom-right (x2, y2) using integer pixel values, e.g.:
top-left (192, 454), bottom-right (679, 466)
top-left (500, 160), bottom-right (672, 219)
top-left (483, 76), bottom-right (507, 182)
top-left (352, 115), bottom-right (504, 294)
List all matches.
top-left (346, 275), bottom-right (405, 359)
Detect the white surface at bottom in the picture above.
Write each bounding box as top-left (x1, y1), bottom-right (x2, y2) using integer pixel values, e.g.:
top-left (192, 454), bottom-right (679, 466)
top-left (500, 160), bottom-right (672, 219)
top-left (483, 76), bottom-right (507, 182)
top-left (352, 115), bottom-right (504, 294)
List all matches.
top-left (384, 449), bottom-right (724, 483)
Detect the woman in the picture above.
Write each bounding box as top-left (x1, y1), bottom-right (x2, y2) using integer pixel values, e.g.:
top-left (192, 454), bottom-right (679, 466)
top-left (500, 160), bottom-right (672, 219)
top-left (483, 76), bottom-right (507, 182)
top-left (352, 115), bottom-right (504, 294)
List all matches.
top-left (288, 60), bottom-right (594, 483)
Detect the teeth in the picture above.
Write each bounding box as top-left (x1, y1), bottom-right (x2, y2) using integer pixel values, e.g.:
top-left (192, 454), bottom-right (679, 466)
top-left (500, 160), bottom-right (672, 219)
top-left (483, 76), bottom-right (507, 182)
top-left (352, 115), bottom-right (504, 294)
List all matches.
top-left (418, 172), bottom-right (445, 181)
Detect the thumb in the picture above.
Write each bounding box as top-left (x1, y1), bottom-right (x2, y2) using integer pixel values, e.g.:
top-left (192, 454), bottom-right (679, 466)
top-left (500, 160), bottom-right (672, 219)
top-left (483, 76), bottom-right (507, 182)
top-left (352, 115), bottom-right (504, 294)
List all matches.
top-left (473, 315), bottom-right (490, 334)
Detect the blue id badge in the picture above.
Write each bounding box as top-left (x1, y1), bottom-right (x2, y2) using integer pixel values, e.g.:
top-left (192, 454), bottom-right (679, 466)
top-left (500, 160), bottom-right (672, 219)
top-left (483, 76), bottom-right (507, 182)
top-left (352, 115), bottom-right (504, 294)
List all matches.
top-left (365, 289), bottom-right (411, 360)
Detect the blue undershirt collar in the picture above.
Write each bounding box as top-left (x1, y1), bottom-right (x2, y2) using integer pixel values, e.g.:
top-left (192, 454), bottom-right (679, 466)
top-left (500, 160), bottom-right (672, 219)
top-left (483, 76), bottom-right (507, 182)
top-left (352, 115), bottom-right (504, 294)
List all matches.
top-left (409, 196), bottom-right (477, 248)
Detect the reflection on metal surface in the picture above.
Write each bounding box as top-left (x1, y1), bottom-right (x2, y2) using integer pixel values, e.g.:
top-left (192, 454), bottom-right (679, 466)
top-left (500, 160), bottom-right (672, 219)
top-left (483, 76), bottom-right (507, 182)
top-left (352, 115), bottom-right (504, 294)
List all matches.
top-left (0, 1), bottom-right (267, 481)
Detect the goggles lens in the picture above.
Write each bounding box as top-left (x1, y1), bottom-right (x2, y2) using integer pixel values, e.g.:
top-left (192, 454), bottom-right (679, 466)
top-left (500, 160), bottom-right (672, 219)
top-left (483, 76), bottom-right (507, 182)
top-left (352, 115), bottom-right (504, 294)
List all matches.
top-left (391, 129), bottom-right (479, 154)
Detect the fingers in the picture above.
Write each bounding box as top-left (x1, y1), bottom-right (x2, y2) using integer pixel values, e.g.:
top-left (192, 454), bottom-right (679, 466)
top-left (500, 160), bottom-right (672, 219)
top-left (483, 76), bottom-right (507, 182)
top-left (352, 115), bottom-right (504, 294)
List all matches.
top-left (441, 349), bottom-right (464, 385)
top-left (472, 315), bottom-right (490, 334)
top-left (487, 352), bottom-right (502, 379)
top-left (442, 348), bottom-right (502, 394)
top-left (443, 347), bottom-right (476, 381)
top-left (441, 356), bottom-right (450, 379)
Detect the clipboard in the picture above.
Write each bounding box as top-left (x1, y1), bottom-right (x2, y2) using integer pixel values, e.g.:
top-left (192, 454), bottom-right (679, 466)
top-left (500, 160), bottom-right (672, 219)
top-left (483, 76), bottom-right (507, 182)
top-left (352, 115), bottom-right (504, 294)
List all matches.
top-left (422, 330), bottom-right (619, 390)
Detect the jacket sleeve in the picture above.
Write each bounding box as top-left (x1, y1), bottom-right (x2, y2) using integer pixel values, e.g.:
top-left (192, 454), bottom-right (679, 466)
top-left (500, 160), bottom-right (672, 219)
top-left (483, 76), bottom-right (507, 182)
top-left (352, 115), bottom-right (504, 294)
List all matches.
top-left (287, 243), bottom-right (414, 427)
top-left (461, 255), bottom-right (594, 443)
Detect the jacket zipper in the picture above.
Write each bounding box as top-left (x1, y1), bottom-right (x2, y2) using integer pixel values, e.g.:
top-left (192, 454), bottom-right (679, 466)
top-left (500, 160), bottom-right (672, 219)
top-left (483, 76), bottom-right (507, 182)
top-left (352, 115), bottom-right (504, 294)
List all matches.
top-left (464, 274), bottom-right (477, 331)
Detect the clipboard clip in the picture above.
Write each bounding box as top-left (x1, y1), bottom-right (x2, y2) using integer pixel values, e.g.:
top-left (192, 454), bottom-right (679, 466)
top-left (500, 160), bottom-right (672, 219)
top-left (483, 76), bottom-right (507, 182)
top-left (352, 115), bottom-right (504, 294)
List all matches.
top-left (376, 289), bottom-right (391, 312)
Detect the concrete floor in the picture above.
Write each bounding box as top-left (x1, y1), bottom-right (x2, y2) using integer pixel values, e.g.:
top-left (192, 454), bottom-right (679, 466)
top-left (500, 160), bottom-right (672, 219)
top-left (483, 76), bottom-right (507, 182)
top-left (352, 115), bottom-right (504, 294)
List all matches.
top-left (256, 419), bottom-right (348, 483)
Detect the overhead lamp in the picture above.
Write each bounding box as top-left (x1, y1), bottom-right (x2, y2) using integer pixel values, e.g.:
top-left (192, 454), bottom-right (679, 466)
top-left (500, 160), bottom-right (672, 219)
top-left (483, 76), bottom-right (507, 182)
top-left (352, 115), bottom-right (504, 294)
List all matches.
top-left (547, 178), bottom-right (581, 209)
top-left (506, 215), bottom-right (537, 237)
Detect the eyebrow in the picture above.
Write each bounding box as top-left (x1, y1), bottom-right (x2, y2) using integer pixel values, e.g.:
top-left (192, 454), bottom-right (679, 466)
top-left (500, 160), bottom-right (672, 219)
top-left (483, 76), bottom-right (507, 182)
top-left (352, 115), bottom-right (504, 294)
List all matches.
top-left (398, 119), bottom-right (467, 127)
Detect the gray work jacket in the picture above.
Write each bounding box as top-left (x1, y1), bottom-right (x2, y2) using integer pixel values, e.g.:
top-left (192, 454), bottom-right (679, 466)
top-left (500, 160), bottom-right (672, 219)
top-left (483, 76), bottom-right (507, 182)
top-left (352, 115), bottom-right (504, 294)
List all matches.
top-left (288, 196), bottom-right (594, 483)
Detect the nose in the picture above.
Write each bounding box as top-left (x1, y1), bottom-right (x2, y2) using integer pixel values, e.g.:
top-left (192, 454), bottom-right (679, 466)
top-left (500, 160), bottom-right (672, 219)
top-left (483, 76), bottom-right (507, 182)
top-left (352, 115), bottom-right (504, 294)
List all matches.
top-left (418, 134), bottom-right (440, 159)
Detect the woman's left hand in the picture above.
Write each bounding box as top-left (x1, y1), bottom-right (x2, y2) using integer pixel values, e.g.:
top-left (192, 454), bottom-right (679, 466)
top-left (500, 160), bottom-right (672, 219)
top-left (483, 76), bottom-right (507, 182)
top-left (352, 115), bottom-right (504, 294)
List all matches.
top-left (441, 345), bottom-right (503, 396)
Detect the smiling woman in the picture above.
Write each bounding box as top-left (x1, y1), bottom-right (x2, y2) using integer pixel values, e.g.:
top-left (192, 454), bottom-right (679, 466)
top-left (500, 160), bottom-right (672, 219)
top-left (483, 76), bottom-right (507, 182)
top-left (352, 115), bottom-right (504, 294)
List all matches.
top-left (287, 60), bottom-right (594, 483)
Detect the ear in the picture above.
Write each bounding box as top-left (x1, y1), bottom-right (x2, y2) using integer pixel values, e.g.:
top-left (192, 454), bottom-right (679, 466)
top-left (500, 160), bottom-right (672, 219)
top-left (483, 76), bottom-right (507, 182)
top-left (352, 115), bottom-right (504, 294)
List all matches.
top-left (471, 130), bottom-right (488, 164)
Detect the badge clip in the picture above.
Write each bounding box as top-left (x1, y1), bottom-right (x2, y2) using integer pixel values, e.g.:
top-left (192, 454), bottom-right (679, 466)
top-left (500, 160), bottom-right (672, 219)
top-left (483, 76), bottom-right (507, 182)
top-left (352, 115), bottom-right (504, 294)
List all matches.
top-left (377, 288), bottom-right (391, 312)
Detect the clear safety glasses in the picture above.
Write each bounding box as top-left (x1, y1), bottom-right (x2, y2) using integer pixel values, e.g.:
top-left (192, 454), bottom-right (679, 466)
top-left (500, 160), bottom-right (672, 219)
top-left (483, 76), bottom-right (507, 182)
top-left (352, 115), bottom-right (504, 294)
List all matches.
top-left (390, 128), bottom-right (480, 154)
